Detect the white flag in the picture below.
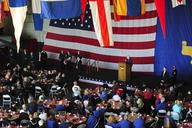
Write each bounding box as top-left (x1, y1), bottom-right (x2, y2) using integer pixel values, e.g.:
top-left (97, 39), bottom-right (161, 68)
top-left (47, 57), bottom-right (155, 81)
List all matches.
top-left (10, 6), bottom-right (27, 53)
top-left (172, 0), bottom-right (186, 8)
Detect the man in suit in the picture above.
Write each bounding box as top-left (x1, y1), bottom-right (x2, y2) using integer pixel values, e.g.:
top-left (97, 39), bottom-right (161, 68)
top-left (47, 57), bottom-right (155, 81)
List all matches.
top-left (171, 65), bottom-right (177, 85)
top-left (40, 51), bottom-right (48, 69)
top-left (59, 50), bottom-right (65, 69)
top-left (161, 66), bottom-right (169, 87)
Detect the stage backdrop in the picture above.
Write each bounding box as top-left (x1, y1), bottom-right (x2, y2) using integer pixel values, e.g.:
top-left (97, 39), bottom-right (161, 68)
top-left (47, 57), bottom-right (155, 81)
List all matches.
top-left (155, 0), bottom-right (192, 80)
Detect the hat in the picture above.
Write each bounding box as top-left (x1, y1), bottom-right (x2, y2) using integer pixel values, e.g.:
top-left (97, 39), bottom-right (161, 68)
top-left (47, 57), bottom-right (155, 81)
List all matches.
top-left (112, 95), bottom-right (121, 101)
top-left (38, 120), bottom-right (44, 126)
top-left (20, 119), bottom-right (29, 126)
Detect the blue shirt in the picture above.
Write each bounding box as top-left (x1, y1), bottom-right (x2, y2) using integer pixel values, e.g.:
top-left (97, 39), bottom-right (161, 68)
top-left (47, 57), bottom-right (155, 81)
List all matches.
top-left (118, 120), bottom-right (130, 128)
top-left (47, 119), bottom-right (57, 128)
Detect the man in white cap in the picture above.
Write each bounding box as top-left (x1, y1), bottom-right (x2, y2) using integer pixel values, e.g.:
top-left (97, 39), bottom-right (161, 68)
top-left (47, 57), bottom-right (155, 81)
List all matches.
top-left (72, 81), bottom-right (82, 99)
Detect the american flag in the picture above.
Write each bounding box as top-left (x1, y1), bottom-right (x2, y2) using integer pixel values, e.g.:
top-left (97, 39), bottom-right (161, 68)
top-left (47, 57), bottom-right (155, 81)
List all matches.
top-left (44, 0), bottom-right (157, 74)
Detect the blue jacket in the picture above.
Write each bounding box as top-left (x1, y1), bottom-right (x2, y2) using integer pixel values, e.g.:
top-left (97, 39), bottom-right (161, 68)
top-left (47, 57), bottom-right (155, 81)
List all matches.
top-left (59, 122), bottom-right (69, 128)
top-left (133, 118), bottom-right (144, 128)
top-left (118, 120), bottom-right (130, 128)
top-left (156, 100), bottom-right (166, 111)
top-left (100, 90), bottom-right (108, 101)
top-left (86, 108), bottom-right (106, 128)
top-left (55, 105), bottom-right (65, 111)
top-left (47, 119), bottom-right (58, 128)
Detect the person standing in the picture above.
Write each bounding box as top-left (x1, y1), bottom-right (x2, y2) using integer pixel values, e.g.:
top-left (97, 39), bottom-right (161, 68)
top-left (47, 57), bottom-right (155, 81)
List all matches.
top-left (75, 51), bottom-right (83, 74)
top-left (59, 50), bottom-right (65, 69)
top-left (40, 51), bottom-right (48, 69)
top-left (171, 65), bottom-right (177, 85)
top-left (161, 66), bottom-right (169, 86)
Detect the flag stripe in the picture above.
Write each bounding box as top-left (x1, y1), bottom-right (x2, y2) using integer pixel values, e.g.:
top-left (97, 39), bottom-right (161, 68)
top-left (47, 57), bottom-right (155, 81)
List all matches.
top-left (44, 1), bottom-right (157, 73)
top-left (46, 33), bottom-right (155, 49)
top-left (44, 45), bottom-right (154, 64)
top-left (44, 40), bottom-right (154, 57)
top-left (96, 0), bottom-right (110, 46)
top-left (47, 26), bottom-right (156, 42)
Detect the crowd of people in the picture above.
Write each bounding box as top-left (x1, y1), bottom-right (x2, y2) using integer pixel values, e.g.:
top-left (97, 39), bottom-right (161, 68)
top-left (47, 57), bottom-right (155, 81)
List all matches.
top-left (0, 48), bottom-right (191, 128)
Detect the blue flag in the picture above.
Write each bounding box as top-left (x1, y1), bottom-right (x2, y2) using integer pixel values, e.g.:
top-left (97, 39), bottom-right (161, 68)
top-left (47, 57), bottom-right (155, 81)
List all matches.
top-left (32, 0), bottom-right (43, 31)
top-left (9, 0), bottom-right (28, 7)
top-left (41, 0), bottom-right (82, 19)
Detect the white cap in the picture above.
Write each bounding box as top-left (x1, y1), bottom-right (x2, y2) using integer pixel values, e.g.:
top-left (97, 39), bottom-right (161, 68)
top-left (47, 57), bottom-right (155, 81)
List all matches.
top-left (112, 95), bottom-right (121, 101)
top-left (38, 120), bottom-right (44, 126)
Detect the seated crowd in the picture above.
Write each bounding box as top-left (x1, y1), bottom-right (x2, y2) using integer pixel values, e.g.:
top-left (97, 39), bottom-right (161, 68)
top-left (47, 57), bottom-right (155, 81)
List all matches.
top-left (0, 48), bottom-right (191, 128)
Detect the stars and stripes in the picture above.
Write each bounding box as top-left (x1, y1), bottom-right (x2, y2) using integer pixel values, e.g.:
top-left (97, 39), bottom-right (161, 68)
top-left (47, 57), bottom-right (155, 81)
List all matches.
top-left (44, 0), bottom-right (157, 74)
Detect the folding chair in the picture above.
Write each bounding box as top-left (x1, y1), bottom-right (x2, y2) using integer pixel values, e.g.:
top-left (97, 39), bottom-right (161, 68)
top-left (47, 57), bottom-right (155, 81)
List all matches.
top-left (35, 86), bottom-right (43, 98)
top-left (3, 94), bottom-right (11, 108)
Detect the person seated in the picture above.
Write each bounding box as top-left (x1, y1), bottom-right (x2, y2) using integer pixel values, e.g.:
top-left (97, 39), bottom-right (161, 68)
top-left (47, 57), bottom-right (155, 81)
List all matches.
top-left (105, 115), bottom-right (118, 128)
top-left (72, 81), bottom-right (82, 99)
top-left (28, 99), bottom-right (38, 114)
top-left (59, 121), bottom-right (69, 128)
top-left (136, 98), bottom-right (144, 113)
top-left (20, 119), bottom-right (29, 127)
top-left (82, 89), bottom-right (90, 101)
top-left (117, 115), bottom-right (131, 128)
top-left (86, 108), bottom-right (106, 128)
top-left (156, 97), bottom-right (167, 112)
top-left (185, 108), bottom-right (192, 121)
top-left (164, 111), bottom-right (177, 128)
top-left (37, 101), bottom-right (45, 112)
top-left (73, 100), bottom-right (84, 115)
top-left (107, 95), bottom-right (127, 114)
top-left (8, 121), bottom-right (17, 128)
top-left (47, 115), bottom-right (58, 128)
top-left (143, 88), bottom-right (153, 101)
top-left (133, 115), bottom-right (144, 128)
top-left (172, 100), bottom-right (183, 121)
top-left (20, 104), bottom-right (28, 113)
top-left (100, 88), bottom-right (108, 101)
top-left (55, 101), bottom-right (65, 112)
top-left (39, 111), bottom-right (47, 122)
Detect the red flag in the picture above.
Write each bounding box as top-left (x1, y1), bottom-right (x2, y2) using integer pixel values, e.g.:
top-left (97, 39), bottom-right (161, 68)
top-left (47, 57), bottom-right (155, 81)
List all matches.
top-left (154, 0), bottom-right (166, 38)
top-left (89, 0), bottom-right (113, 47)
top-left (0, 1), bottom-right (4, 23)
top-left (81, 0), bottom-right (87, 21)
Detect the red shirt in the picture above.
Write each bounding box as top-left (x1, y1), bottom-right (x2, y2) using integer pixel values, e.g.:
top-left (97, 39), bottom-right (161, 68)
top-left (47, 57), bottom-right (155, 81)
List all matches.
top-left (143, 91), bottom-right (153, 100)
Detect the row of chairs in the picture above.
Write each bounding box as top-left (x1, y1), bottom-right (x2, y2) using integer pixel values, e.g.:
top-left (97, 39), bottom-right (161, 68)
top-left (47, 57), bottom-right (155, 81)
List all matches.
top-left (35, 84), bottom-right (69, 98)
top-left (1, 84), bottom-right (69, 108)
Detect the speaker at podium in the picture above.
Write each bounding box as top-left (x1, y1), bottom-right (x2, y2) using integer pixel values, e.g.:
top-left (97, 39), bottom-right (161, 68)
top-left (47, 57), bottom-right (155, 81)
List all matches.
top-left (118, 63), bottom-right (132, 82)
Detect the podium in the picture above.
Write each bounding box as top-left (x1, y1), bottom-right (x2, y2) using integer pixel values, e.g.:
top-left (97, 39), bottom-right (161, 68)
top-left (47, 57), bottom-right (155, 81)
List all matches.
top-left (118, 63), bottom-right (131, 82)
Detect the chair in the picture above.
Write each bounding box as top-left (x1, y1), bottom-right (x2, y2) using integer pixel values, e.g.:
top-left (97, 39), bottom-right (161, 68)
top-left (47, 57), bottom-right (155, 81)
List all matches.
top-left (62, 83), bottom-right (69, 95)
top-left (49, 85), bottom-right (58, 98)
top-left (3, 94), bottom-right (11, 108)
top-left (35, 86), bottom-right (43, 98)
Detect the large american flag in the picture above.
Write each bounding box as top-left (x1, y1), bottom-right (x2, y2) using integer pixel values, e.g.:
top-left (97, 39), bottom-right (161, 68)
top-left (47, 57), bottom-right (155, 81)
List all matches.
top-left (44, 0), bottom-right (157, 74)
